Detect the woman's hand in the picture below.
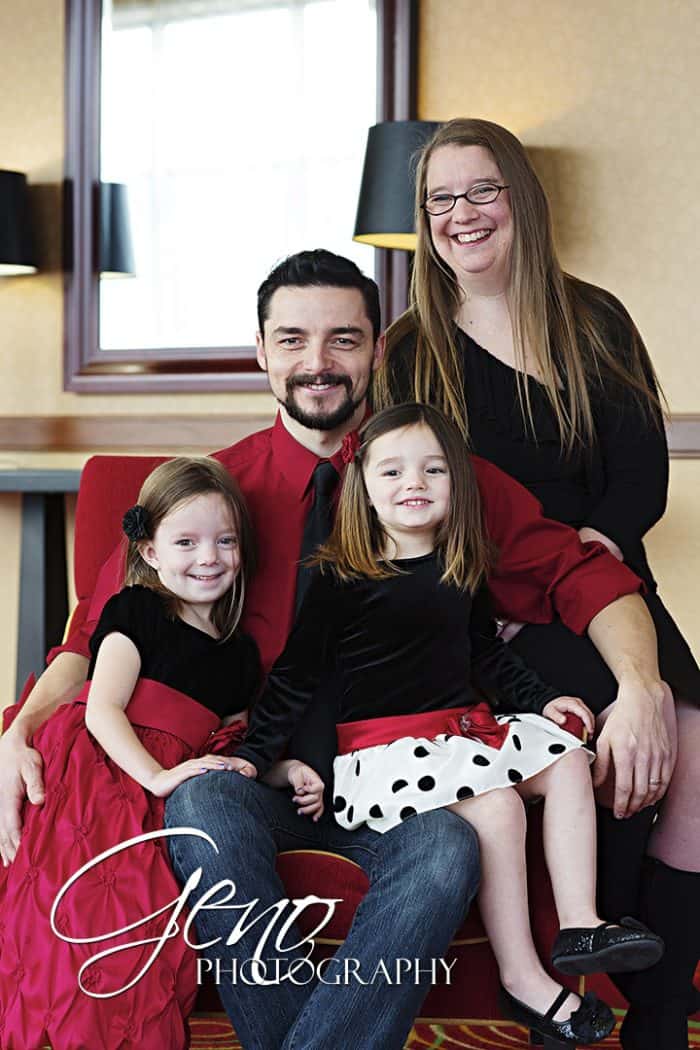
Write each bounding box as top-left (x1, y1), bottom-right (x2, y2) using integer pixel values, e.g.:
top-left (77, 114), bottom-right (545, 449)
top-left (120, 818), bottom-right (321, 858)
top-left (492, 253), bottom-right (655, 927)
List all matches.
top-left (542, 695), bottom-right (596, 736)
top-left (287, 760), bottom-right (324, 821)
top-left (147, 754), bottom-right (250, 798)
top-left (592, 678), bottom-right (675, 818)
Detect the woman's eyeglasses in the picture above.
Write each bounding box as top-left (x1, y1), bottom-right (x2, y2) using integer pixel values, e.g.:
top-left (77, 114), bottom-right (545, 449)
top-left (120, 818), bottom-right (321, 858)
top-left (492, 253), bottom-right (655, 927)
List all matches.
top-left (421, 184), bottom-right (509, 216)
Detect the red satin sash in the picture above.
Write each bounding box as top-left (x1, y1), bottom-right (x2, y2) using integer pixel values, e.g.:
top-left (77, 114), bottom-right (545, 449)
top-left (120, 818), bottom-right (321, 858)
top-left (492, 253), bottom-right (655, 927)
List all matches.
top-left (336, 701), bottom-right (509, 755)
top-left (72, 677), bottom-right (247, 754)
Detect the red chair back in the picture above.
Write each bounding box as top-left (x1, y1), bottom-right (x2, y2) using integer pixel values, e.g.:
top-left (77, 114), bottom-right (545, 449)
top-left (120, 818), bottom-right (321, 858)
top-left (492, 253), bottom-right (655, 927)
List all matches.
top-left (74, 455), bottom-right (169, 604)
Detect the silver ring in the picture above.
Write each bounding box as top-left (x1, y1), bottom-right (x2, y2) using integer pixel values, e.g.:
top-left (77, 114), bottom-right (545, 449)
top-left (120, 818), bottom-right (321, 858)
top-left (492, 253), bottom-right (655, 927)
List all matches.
top-left (649, 779), bottom-right (662, 785)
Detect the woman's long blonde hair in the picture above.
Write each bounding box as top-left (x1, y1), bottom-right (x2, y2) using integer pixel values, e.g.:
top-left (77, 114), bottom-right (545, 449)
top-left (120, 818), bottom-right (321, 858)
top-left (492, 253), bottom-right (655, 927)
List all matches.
top-left (125, 457), bottom-right (255, 640)
top-left (315, 403), bottom-right (494, 593)
top-left (375, 118), bottom-right (665, 452)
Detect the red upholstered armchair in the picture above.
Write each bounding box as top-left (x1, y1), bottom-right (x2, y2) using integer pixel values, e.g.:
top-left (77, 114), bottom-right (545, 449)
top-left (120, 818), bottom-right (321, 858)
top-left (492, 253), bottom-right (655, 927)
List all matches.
top-left (8, 454), bottom-right (624, 1049)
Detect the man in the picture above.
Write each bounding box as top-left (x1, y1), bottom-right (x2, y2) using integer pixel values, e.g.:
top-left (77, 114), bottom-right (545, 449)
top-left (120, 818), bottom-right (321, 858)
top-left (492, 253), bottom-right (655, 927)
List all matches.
top-left (0, 251), bottom-right (671, 1048)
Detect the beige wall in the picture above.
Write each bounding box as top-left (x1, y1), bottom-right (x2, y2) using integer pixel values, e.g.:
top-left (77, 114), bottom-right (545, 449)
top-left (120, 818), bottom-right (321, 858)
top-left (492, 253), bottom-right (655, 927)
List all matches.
top-left (0, 0), bottom-right (272, 419)
top-left (646, 459), bottom-right (700, 657)
top-left (418, 0), bottom-right (700, 664)
top-left (0, 498), bottom-right (22, 711)
top-left (418, 0), bottom-right (700, 413)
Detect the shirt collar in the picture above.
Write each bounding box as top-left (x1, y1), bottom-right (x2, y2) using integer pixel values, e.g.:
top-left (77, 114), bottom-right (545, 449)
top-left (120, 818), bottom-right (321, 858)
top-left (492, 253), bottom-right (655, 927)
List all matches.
top-left (270, 412), bottom-right (347, 500)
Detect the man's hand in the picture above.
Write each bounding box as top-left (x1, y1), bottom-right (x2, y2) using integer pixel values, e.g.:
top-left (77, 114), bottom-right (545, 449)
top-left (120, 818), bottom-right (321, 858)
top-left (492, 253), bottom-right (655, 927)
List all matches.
top-left (0, 651), bottom-right (89, 866)
top-left (0, 732), bottom-right (45, 866)
top-left (542, 695), bottom-right (595, 736)
top-left (287, 760), bottom-right (324, 821)
top-left (592, 678), bottom-right (675, 819)
top-left (227, 757), bottom-right (258, 779)
top-left (586, 595), bottom-right (675, 819)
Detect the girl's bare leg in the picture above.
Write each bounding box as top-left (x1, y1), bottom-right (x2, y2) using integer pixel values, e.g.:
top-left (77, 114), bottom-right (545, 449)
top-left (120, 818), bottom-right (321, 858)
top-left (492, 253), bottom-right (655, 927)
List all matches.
top-left (516, 748), bottom-right (601, 928)
top-left (449, 787), bottom-right (579, 1020)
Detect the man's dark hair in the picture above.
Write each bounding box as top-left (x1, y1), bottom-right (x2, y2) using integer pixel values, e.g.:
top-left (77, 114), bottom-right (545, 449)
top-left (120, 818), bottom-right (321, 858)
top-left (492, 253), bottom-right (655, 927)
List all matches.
top-left (257, 249), bottom-right (381, 342)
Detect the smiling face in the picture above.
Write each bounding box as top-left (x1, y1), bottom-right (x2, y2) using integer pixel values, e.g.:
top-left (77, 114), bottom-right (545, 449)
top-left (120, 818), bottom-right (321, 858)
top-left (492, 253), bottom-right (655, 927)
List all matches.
top-left (425, 143), bottom-right (513, 290)
top-left (140, 492), bottom-right (240, 617)
top-left (362, 422), bottom-right (451, 558)
top-left (256, 285), bottom-right (382, 436)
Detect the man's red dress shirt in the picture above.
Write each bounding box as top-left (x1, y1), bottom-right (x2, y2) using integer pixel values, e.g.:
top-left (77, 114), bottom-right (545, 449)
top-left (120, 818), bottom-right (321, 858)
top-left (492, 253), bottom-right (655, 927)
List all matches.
top-left (52, 413), bottom-right (641, 675)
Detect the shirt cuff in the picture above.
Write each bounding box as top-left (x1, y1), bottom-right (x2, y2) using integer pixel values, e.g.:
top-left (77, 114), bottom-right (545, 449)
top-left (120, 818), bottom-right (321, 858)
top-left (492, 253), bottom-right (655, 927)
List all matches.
top-left (554, 551), bottom-right (643, 635)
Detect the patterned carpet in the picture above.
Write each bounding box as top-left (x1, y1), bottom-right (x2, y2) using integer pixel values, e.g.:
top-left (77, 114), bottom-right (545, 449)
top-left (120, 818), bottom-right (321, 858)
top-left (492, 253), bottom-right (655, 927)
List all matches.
top-left (35, 1012), bottom-right (700, 1047)
top-left (189, 1012), bottom-right (700, 1049)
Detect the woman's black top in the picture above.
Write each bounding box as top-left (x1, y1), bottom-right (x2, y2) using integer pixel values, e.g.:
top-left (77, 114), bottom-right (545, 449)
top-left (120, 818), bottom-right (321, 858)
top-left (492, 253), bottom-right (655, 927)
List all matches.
top-left (87, 585), bottom-right (261, 719)
top-left (236, 553), bottom-right (559, 776)
top-left (384, 292), bottom-right (700, 705)
top-left (386, 294), bottom-right (666, 587)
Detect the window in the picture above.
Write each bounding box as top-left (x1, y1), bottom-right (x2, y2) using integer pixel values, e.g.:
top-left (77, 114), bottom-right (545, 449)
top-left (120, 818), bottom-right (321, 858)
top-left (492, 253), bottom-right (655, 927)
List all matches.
top-left (100, 0), bottom-right (376, 351)
top-left (64, 0), bottom-right (416, 392)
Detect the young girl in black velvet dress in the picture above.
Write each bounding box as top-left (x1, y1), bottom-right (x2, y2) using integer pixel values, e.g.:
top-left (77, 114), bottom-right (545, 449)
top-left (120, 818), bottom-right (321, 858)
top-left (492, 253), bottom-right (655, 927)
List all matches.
top-left (232, 403), bottom-right (663, 1047)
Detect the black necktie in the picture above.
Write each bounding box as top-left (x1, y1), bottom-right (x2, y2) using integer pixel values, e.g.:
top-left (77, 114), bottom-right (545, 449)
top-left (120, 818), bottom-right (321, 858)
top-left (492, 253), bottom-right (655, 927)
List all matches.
top-left (295, 460), bottom-right (339, 614)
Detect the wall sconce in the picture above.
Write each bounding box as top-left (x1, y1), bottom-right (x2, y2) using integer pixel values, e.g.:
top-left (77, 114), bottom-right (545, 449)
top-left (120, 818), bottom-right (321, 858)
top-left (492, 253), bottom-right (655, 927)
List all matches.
top-left (0, 170), bottom-right (37, 275)
top-left (353, 121), bottom-right (440, 251)
top-left (100, 181), bottom-right (135, 277)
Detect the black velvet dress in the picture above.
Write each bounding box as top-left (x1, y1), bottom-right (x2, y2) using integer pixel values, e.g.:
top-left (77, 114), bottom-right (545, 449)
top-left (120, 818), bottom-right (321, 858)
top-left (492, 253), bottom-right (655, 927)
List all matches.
top-left (236, 555), bottom-right (592, 833)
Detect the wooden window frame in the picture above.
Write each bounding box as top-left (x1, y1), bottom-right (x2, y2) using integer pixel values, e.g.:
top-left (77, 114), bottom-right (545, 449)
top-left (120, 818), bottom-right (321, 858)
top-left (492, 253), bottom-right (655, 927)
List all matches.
top-left (63, 0), bottom-right (418, 394)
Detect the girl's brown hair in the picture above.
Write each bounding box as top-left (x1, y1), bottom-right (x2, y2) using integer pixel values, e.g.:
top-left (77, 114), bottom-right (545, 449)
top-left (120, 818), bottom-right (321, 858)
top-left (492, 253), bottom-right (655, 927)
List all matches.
top-left (316, 403), bottom-right (493, 592)
top-left (124, 457), bottom-right (255, 640)
top-left (375, 118), bottom-right (665, 452)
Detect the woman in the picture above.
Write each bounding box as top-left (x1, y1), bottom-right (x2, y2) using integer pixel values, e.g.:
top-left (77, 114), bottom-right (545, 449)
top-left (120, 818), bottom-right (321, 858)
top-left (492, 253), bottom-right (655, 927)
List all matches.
top-left (375, 117), bottom-right (700, 1050)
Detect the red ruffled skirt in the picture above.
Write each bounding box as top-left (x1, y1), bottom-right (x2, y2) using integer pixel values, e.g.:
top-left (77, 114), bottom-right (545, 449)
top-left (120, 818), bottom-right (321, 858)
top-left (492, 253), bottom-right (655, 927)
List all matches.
top-left (0, 679), bottom-right (245, 1050)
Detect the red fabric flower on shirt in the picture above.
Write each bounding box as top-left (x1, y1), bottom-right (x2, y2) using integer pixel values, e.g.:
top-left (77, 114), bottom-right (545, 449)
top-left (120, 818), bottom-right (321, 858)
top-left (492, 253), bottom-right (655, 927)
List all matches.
top-left (341, 430), bottom-right (361, 465)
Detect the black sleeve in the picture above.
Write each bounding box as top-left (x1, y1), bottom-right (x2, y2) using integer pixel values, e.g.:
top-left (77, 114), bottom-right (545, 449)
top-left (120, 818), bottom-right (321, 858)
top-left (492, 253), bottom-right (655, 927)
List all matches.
top-left (584, 300), bottom-right (668, 553)
top-left (469, 584), bottom-right (561, 715)
top-left (87, 585), bottom-right (158, 672)
top-left (285, 673), bottom-right (341, 788)
top-left (234, 570), bottom-right (338, 776)
top-left (228, 632), bottom-right (263, 714)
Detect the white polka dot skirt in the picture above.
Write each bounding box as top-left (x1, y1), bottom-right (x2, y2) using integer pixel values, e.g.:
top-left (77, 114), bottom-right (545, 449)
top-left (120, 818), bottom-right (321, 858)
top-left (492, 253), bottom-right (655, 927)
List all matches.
top-left (332, 713), bottom-right (592, 833)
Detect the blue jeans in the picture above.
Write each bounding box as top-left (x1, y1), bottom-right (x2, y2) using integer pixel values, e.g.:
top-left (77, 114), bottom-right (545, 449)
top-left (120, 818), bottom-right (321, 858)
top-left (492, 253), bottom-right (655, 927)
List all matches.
top-left (165, 772), bottom-right (480, 1050)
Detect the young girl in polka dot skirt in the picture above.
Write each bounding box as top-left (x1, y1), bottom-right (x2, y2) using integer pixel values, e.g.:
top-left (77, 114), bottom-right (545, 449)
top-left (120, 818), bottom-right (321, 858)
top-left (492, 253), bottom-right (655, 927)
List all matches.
top-left (233, 403), bottom-right (664, 1046)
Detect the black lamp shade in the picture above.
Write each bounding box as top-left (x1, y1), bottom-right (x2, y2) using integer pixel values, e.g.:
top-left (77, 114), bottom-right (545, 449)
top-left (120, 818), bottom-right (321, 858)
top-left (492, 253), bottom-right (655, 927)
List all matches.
top-left (354, 121), bottom-right (441, 251)
top-left (100, 182), bottom-right (135, 276)
top-left (0, 170), bottom-right (37, 275)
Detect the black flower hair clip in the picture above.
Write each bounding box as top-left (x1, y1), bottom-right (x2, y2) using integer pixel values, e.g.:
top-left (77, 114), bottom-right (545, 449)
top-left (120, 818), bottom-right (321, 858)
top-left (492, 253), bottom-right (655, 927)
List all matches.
top-left (122, 504), bottom-right (151, 541)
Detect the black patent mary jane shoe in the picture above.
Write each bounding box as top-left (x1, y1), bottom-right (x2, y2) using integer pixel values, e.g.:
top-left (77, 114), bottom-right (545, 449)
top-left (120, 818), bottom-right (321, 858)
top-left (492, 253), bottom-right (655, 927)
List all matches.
top-left (499, 984), bottom-right (615, 1046)
top-left (528, 1033), bottom-right (573, 1050)
top-left (551, 916), bottom-right (664, 976)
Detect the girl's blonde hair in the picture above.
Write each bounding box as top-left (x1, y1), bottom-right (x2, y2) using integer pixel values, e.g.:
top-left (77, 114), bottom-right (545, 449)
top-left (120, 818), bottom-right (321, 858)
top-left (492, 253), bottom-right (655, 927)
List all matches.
top-left (375, 118), bottom-right (665, 452)
top-left (124, 457), bottom-right (255, 640)
top-left (316, 403), bottom-right (493, 592)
